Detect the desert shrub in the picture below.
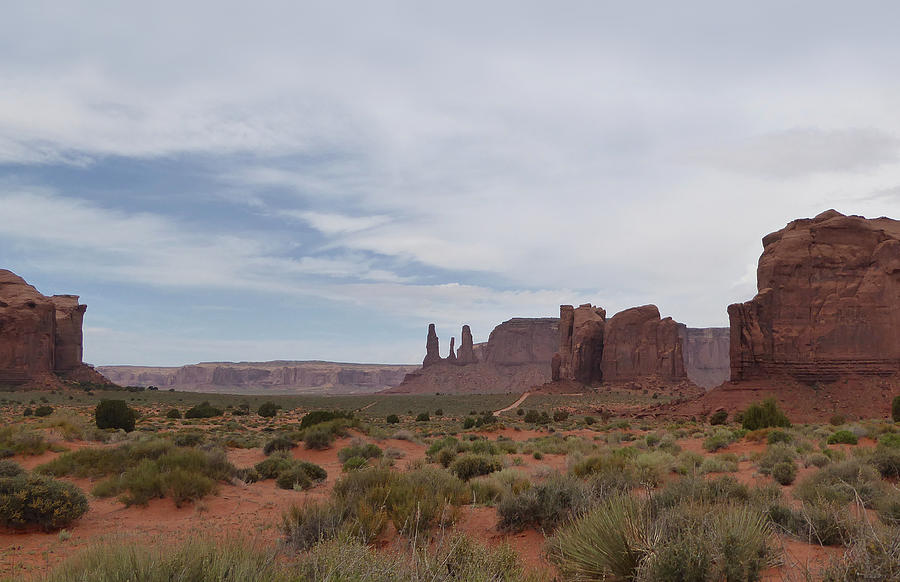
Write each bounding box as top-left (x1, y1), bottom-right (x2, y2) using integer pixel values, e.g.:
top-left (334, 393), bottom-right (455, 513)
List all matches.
top-left (463, 417), bottom-right (476, 429)
top-left (700, 454), bottom-right (739, 474)
top-left (263, 434), bottom-right (296, 456)
top-left (872, 441), bottom-right (900, 477)
top-left (767, 428), bottom-right (793, 444)
top-left (450, 454), bottom-right (503, 481)
top-left (0, 460), bottom-right (24, 478)
top-left (584, 415), bottom-right (595, 425)
top-left (772, 461), bottom-right (798, 485)
top-left (337, 442), bottom-right (382, 463)
top-left (794, 459), bottom-right (883, 506)
top-left (548, 495), bottom-right (657, 581)
top-left (387, 467), bottom-right (468, 535)
top-left (184, 401), bottom-right (222, 419)
top-left (893, 395), bottom-right (900, 423)
top-left (497, 474), bottom-right (592, 532)
top-left (655, 475), bottom-right (750, 509)
top-left (342, 457), bottom-right (368, 472)
top-left (553, 410), bottom-right (569, 422)
top-left (41, 538), bottom-right (281, 581)
top-left (165, 408), bottom-right (181, 419)
top-left (875, 490), bottom-right (900, 525)
top-left (275, 461), bottom-right (327, 491)
top-left (0, 473), bottom-right (89, 530)
top-left (34, 405), bottom-right (54, 417)
top-left (830, 414), bottom-right (846, 426)
top-left (523, 410), bottom-right (541, 423)
top-left (0, 427), bottom-right (49, 456)
top-left (254, 454), bottom-right (295, 479)
top-left (806, 452), bottom-right (831, 468)
top-left (742, 398), bottom-right (791, 430)
top-left (795, 500), bottom-right (862, 546)
top-left (282, 500), bottom-right (354, 551)
top-left (257, 401), bottom-right (280, 418)
top-left (821, 525), bottom-right (900, 580)
top-left (162, 468), bottom-right (216, 507)
top-left (703, 428), bottom-right (738, 452)
top-left (709, 409), bottom-right (728, 425)
top-left (95, 399), bottom-right (137, 431)
top-left (757, 442), bottom-right (797, 475)
top-left (386, 414), bottom-right (400, 424)
top-left (300, 410), bottom-right (352, 430)
top-left (304, 427), bottom-right (335, 450)
top-left (23, 407), bottom-right (33, 417)
top-left (633, 451), bottom-right (675, 486)
top-left (827, 430), bottom-right (859, 445)
top-left (172, 431), bottom-right (204, 447)
top-left (416, 412), bottom-right (430, 422)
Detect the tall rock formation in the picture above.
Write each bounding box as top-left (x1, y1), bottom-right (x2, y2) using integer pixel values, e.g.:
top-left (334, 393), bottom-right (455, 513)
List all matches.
top-left (729, 209), bottom-right (900, 383)
top-left (447, 337), bottom-right (457, 363)
top-left (679, 326), bottom-right (730, 388)
top-left (457, 325), bottom-right (477, 364)
top-left (0, 269), bottom-right (108, 386)
top-left (423, 323), bottom-right (442, 368)
top-left (556, 304), bottom-right (606, 384)
top-left (600, 305), bottom-right (686, 382)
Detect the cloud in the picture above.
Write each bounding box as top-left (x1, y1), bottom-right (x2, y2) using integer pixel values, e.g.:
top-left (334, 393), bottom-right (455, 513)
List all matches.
top-left (691, 128), bottom-right (899, 178)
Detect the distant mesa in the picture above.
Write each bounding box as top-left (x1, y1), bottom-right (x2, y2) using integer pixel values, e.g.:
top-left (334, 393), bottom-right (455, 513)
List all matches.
top-left (0, 269), bottom-right (110, 388)
top-left (98, 361), bottom-right (419, 395)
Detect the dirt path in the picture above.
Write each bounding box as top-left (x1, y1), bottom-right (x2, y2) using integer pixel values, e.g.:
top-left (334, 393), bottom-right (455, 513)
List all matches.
top-left (493, 392), bottom-right (530, 416)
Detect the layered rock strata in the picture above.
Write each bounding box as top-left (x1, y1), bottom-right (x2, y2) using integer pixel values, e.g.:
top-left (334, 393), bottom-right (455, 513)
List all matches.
top-left (678, 326), bottom-right (730, 389)
top-left (729, 210), bottom-right (900, 383)
top-left (601, 305), bottom-right (686, 382)
top-left (99, 361), bottom-right (418, 394)
top-left (0, 269), bottom-right (108, 386)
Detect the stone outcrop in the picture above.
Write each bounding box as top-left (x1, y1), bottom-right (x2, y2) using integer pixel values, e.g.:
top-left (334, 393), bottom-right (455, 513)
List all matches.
top-left (679, 326), bottom-right (730, 389)
top-left (457, 325), bottom-right (477, 364)
top-left (393, 318), bottom-right (559, 394)
top-left (98, 361), bottom-right (417, 394)
top-left (0, 269), bottom-right (108, 386)
top-left (729, 210), bottom-right (900, 383)
top-left (423, 323), bottom-right (442, 368)
top-left (601, 305), bottom-right (686, 382)
top-left (447, 337), bottom-right (457, 363)
top-left (556, 304), bottom-right (606, 384)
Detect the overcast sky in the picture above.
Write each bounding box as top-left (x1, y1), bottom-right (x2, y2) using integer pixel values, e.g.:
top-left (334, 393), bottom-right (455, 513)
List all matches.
top-left (3, 1), bottom-right (900, 366)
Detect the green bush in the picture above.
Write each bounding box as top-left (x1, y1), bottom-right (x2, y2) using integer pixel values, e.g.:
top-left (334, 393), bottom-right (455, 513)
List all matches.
top-left (893, 395), bottom-right (900, 423)
top-left (772, 461), bottom-right (798, 486)
top-left (767, 429), bottom-right (793, 444)
top-left (552, 410), bottom-right (569, 422)
top-left (794, 459), bottom-right (882, 506)
top-left (184, 401), bottom-right (223, 419)
top-left (303, 427), bottom-right (335, 450)
top-left (95, 399), bottom-right (137, 432)
top-left (281, 500), bottom-right (353, 551)
top-left (703, 428), bottom-right (737, 452)
top-left (263, 435), bottom-right (296, 456)
top-left (23, 407), bottom-right (33, 417)
top-left (741, 398), bottom-right (790, 430)
top-left (337, 442), bottom-right (382, 463)
top-left (386, 414), bottom-right (400, 424)
top-left (0, 460), bottom-right (24, 477)
top-left (827, 430), bottom-right (859, 445)
top-left (257, 401), bottom-right (280, 418)
top-left (416, 412), bottom-right (430, 422)
top-left (342, 456), bottom-right (368, 472)
top-left (165, 408), bottom-right (181, 419)
top-left (34, 405), bottom-right (54, 417)
top-left (0, 473), bottom-right (89, 530)
top-left (299, 410), bottom-right (352, 430)
top-left (523, 410), bottom-right (541, 423)
top-left (449, 454), bottom-right (503, 481)
top-left (172, 431), bottom-right (204, 447)
top-left (497, 474), bottom-right (591, 532)
top-left (463, 417), bottom-right (476, 429)
top-left (709, 410), bottom-right (728, 425)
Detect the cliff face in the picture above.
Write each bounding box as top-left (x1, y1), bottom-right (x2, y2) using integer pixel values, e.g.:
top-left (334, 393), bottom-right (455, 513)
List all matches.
top-left (0, 270), bottom-right (106, 386)
top-left (481, 317), bottom-right (559, 366)
top-left (678, 326), bottom-right (730, 389)
top-left (97, 361), bottom-right (418, 394)
top-left (601, 305), bottom-right (686, 382)
top-left (729, 210), bottom-right (900, 383)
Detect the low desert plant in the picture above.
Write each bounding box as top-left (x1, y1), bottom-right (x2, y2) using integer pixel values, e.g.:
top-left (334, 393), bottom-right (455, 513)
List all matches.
top-left (449, 454), bottom-right (503, 481)
top-left (709, 409), bottom-right (728, 425)
top-left (827, 430), bottom-right (858, 445)
top-left (184, 401), bottom-right (223, 419)
top-left (742, 398), bottom-right (791, 430)
top-left (386, 414), bottom-right (400, 424)
top-left (257, 401), bottom-right (280, 418)
top-left (95, 399), bottom-right (137, 431)
top-left (772, 460), bottom-right (798, 486)
top-left (0, 473), bottom-right (89, 530)
top-left (165, 408), bottom-right (181, 419)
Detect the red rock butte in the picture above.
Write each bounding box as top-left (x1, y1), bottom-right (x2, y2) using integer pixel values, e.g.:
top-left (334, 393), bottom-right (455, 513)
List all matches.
top-left (729, 209), bottom-right (900, 383)
top-left (0, 270), bottom-right (109, 387)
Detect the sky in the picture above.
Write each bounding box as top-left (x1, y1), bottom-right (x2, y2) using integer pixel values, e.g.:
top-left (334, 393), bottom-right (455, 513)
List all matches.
top-left (3, 1), bottom-right (900, 366)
